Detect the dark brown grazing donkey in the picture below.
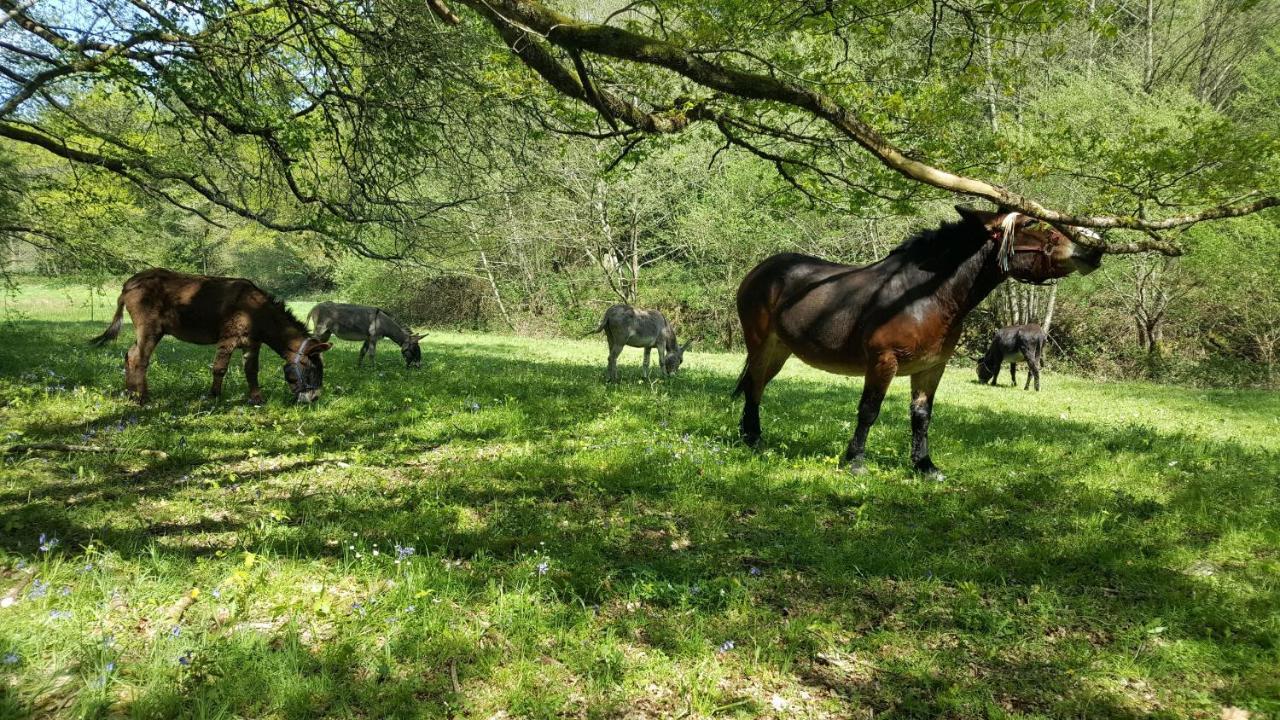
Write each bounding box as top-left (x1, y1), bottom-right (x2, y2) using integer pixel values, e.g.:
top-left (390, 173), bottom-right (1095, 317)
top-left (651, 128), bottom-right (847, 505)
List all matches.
top-left (734, 206), bottom-right (1102, 478)
top-left (90, 268), bottom-right (332, 404)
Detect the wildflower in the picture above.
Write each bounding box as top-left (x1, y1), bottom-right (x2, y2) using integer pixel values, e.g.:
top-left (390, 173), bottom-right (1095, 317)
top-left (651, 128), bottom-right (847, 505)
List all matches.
top-left (38, 533), bottom-right (59, 552)
top-left (689, 585), bottom-right (700, 595)
top-left (59, 586), bottom-right (71, 596)
top-left (405, 605), bottom-right (416, 613)
top-left (49, 610), bottom-right (72, 620)
top-left (104, 661), bottom-right (115, 673)
top-left (210, 588), bottom-right (221, 599)
top-left (718, 640), bottom-right (735, 653)
top-left (2, 653), bottom-right (18, 665)
top-left (749, 566), bottom-right (762, 577)
top-left (170, 626), bottom-right (181, 637)
top-left (81, 563), bottom-right (94, 573)
top-left (28, 579), bottom-right (48, 598)
top-left (102, 635), bottom-right (115, 648)
top-left (536, 561), bottom-right (549, 576)
top-left (395, 544), bottom-right (415, 561)
top-left (177, 651), bottom-right (192, 666)
top-left (468, 401), bottom-right (480, 413)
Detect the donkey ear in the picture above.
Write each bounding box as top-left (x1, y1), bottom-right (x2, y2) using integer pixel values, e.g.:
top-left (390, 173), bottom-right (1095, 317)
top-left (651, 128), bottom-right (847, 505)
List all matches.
top-left (307, 341), bottom-right (333, 355)
top-left (955, 204), bottom-right (1001, 230)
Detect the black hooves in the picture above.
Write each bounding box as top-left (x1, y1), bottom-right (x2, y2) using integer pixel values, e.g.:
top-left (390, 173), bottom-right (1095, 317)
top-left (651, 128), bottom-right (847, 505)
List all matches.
top-left (913, 458), bottom-right (945, 481)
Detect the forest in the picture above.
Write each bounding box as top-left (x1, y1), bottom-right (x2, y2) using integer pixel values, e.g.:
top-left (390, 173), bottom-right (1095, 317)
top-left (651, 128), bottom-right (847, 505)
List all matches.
top-left (1, 0), bottom-right (1278, 385)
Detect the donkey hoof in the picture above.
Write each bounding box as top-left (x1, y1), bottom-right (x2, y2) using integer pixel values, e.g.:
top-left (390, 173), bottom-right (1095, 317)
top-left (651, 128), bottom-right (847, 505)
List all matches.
top-left (844, 457), bottom-right (869, 475)
top-left (914, 459), bottom-right (945, 481)
top-left (246, 394), bottom-right (265, 407)
top-left (739, 432), bottom-right (761, 449)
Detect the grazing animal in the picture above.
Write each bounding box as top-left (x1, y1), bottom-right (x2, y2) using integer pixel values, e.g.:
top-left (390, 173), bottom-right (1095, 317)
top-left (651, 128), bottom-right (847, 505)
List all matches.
top-left (307, 302), bottom-right (424, 368)
top-left (589, 303), bottom-right (692, 381)
top-left (977, 324), bottom-right (1048, 390)
top-left (733, 206), bottom-right (1102, 477)
top-left (89, 268), bottom-right (332, 404)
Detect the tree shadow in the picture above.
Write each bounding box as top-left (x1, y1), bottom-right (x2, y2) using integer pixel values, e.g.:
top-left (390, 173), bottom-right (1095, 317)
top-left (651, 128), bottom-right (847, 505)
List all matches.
top-left (2, 319), bottom-right (1278, 717)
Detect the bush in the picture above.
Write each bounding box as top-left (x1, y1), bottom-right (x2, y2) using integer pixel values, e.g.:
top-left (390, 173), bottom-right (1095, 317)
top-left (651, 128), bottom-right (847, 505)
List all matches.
top-left (332, 258), bottom-right (497, 330)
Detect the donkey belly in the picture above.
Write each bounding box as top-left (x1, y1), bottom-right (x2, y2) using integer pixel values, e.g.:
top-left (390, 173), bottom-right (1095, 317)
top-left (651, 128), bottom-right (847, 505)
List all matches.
top-left (331, 329), bottom-right (372, 342)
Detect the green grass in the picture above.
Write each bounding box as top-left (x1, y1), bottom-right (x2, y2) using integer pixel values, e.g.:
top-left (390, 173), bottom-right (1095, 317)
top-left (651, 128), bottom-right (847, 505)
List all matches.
top-left (1, 283), bottom-right (1278, 719)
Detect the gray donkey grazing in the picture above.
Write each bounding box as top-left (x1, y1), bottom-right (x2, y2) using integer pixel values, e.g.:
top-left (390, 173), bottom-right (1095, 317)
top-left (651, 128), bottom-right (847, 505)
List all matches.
top-left (589, 303), bottom-right (692, 382)
top-left (977, 323), bottom-right (1047, 390)
top-left (307, 302), bottom-right (424, 368)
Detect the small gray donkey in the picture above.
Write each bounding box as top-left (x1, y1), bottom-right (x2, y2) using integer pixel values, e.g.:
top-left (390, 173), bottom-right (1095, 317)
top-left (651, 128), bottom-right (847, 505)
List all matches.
top-left (589, 303), bottom-right (692, 382)
top-left (307, 301), bottom-right (424, 368)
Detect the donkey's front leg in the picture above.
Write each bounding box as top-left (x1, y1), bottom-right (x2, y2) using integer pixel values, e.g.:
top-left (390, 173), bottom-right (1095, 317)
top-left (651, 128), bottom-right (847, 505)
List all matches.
top-left (642, 347), bottom-right (651, 379)
top-left (358, 339), bottom-right (370, 367)
top-left (243, 343), bottom-right (264, 405)
top-left (208, 341), bottom-right (236, 398)
top-left (844, 356), bottom-right (897, 474)
top-left (909, 364), bottom-right (946, 479)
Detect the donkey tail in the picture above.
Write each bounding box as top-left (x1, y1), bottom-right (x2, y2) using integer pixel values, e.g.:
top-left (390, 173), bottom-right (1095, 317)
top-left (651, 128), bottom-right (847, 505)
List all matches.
top-left (89, 297), bottom-right (125, 347)
top-left (579, 320), bottom-right (606, 338)
top-left (731, 360), bottom-right (751, 398)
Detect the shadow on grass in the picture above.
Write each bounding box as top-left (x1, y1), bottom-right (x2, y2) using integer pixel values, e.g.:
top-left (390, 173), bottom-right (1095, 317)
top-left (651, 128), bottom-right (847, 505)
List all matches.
top-left (3, 320), bottom-right (1279, 717)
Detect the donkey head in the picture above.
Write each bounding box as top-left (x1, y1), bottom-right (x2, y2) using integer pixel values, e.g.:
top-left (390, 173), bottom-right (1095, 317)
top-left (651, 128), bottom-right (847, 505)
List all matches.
top-left (401, 333), bottom-right (425, 369)
top-left (663, 338), bottom-right (694, 375)
top-left (284, 338), bottom-right (332, 403)
top-left (975, 357), bottom-right (997, 384)
top-left (956, 205), bottom-right (1103, 283)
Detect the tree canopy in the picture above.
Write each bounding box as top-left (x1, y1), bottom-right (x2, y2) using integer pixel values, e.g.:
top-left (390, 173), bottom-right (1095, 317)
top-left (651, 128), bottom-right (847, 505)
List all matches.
top-left (0, 0), bottom-right (1277, 259)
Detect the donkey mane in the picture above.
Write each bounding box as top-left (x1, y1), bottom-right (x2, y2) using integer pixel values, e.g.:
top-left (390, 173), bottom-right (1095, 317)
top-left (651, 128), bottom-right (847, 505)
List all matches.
top-left (884, 219), bottom-right (987, 264)
top-left (256, 286), bottom-right (308, 333)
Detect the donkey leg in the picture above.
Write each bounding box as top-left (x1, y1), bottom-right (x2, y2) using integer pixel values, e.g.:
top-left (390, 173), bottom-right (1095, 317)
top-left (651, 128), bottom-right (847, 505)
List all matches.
top-left (124, 331), bottom-right (161, 404)
top-left (1008, 363), bottom-right (1017, 387)
top-left (1025, 354), bottom-right (1041, 391)
top-left (909, 364), bottom-right (947, 478)
top-left (208, 341), bottom-right (237, 398)
top-left (843, 356), bottom-right (897, 473)
top-left (607, 343), bottom-right (623, 383)
top-left (738, 337), bottom-right (791, 447)
top-left (368, 338), bottom-right (377, 367)
top-left (243, 343), bottom-right (264, 405)
top-left (357, 340), bottom-right (370, 367)
top-left (642, 347), bottom-right (651, 380)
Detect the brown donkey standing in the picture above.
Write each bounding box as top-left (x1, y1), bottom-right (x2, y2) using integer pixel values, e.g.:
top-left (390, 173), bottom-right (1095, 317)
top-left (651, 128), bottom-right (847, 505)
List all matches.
top-left (734, 205), bottom-right (1103, 478)
top-left (90, 268), bottom-right (332, 404)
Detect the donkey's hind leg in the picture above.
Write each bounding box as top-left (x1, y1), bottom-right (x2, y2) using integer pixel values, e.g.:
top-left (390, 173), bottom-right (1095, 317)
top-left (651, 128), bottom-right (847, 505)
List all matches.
top-left (208, 340), bottom-right (237, 398)
top-left (124, 329), bottom-right (161, 404)
top-left (642, 347), bottom-right (651, 379)
top-left (358, 339), bottom-right (371, 367)
top-left (606, 342), bottom-right (623, 383)
top-left (737, 335), bottom-right (791, 447)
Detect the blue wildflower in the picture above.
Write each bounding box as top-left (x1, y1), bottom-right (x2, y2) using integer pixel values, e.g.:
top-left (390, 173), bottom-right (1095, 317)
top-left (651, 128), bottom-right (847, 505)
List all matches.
top-left (28, 580), bottom-right (48, 599)
top-left (395, 544), bottom-right (415, 560)
top-left (38, 533), bottom-right (59, 552)
top-left (536, 561), bottom-right (549, 576)
top-left (210, 588), bottom-right (221, 599)
top-left (104, 661), bottom-right (115, 673)
top-left (170, 626), bottom-right (180, 637)
top-left (749, 566), bottom-right (762, 577)
top-left (59, 586), bottom-right (71, 596)
top-left (177, 651), bottom-right (192, 666)
top-left (49, 610), bottom-right (72, 620)
top-left (718, 640), bottom-right (735, 653)
top-left (405, 605), bottom-right (416, 613)
top-left (2, 653), bottom-right (18, 665)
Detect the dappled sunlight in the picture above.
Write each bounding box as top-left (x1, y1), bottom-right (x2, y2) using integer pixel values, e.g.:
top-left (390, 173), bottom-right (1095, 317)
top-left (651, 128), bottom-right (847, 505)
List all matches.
top-left (1, 319), bottom-right (1278, 717)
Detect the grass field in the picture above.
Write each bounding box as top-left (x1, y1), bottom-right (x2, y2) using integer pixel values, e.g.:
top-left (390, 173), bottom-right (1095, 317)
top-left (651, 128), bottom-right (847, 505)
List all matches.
top-left (1, 281), bottom-right (1278, 719)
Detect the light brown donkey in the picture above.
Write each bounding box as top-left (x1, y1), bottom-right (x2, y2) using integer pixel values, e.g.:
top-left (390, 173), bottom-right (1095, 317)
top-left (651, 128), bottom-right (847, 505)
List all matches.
top-left (90, 268), bottom-right (331, 404)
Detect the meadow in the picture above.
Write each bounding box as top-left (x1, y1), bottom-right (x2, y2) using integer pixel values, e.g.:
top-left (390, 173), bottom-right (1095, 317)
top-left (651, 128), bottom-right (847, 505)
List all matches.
top-left (1, 281), bottom-right (1278, 719)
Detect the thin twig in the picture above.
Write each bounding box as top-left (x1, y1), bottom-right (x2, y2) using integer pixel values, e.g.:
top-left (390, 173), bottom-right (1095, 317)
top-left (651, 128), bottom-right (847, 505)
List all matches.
top-left (6, 443), bottom-right (170, 459)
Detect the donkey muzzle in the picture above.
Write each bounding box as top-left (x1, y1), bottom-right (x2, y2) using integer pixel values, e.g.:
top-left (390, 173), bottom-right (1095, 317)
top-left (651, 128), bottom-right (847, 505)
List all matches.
top-left (1069, 243), bottom-right (1103, 275)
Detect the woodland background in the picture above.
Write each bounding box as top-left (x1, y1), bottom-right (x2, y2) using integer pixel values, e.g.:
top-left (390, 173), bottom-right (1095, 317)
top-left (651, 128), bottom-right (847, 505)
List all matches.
top-left (2, 0), bottom-right (1278, 386)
